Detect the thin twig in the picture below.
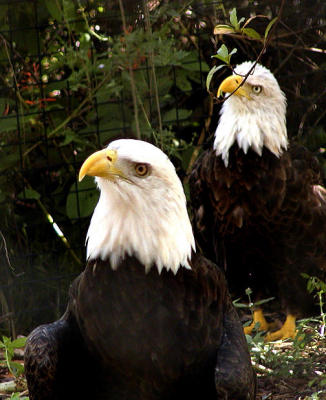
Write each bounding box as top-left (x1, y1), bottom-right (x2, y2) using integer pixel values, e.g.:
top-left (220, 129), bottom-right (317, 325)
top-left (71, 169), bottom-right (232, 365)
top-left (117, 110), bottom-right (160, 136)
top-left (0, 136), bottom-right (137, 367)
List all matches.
top-left (34, 196), bottom-right (83, 266)
top-left (118, 0), bottom-right (141, 139)
top-left (20, 176), bottom-right (82, 266)
top-left (298, 87), bottom-right (326, 137)
top-left (251, 360), bottom-right (273, 374)
top-left (216, 0), bottom-right (286, 104)
top-left (143, 0), bottom-right (163, 146)
top-left (0, 231), bottom-right (15, 272)
top-left (1, 35), bottom-right (29, 111)
top-left (273, 37), bottom-right (301, 75)
top-left (23, 71), bottom-right (112, 158)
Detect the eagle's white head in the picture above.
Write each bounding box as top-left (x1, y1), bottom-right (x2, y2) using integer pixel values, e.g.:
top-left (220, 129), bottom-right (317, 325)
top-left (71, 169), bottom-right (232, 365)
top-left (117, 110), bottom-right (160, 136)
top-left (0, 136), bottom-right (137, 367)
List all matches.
top-left (214, 61), bottom-right (288, 166)
top-left (79, 139), bottom-right (195, 274)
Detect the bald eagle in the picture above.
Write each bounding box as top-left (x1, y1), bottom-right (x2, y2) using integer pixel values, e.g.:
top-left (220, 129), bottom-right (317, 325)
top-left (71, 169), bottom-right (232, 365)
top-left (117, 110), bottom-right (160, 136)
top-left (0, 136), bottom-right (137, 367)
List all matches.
top-left (25, 139), bottom-right (256, 400)
top-left (189, 61), bottom-right (326, 341)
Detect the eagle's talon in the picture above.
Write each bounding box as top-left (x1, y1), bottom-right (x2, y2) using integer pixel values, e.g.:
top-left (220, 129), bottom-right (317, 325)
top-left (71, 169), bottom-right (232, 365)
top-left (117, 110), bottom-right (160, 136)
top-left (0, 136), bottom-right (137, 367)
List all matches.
top-left (243, 309), bottom-right (270, 335)
top-left (264, 314), bottom-right (297, 342)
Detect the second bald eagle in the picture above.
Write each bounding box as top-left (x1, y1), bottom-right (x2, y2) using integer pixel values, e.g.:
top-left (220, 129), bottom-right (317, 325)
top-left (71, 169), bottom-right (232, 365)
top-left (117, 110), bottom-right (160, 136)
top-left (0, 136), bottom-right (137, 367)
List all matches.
top-left (190, 61), bottom-right (326, 340)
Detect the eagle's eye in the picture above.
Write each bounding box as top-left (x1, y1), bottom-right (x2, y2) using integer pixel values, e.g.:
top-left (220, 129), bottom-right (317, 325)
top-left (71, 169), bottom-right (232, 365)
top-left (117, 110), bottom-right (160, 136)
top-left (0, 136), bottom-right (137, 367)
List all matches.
top-left (134, 163), bottom-right (149, 177)
top-left (252, 85), bottom-right (262, 94)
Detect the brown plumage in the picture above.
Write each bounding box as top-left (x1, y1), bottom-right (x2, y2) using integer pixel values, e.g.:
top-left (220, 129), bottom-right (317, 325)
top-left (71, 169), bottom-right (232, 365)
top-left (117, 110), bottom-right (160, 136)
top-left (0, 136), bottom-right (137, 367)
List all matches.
top-left (189, 62), bottom-right (326, 340)
top-left (25, 139), bottom-right (256, 399)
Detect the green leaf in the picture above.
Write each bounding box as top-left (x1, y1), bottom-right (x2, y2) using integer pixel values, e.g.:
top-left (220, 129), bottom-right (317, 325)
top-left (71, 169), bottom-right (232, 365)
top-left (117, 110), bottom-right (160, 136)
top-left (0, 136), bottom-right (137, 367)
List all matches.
top-left (212, 45), bottom-right (237, 65)
top-left (233, 302), bottom-right (251, 309)
top-left (253, 297), bottom-right (275, 306)
top-left (213, 24), bottom-right (235, 35)
top-left (242, 28), bottom-right (261, 40)
top-left (264, 17), bottom-right (278, 40)
top-left (18, 188), bottom-right (40, 200)
top-left (10, 337), bottom-right (26, 349)
top-left (206, 65), bottom-right (218, 92)
top-left (9, 360), bottom-right (24, 376)
top-left (66, 178), bottom-right (99, 219)
top-left (211, 44), bottom-right (229, 63)
top-left (229, 8), bottom-right (239, 30)
top-left (229, 48), bottom-right (238, 57)
top-left (10, 394), bottom-right (21, 400)
top-left (206, 65), bottom-right (226, 92)
top-left (44, 0), bottom-right (62, 21)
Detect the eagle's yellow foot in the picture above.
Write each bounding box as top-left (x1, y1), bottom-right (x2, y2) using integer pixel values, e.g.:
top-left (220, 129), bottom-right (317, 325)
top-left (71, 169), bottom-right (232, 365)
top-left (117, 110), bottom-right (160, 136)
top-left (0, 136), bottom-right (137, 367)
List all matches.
top-left (265, 314), bottom-right (297, 342)
top-left (243, 309), bottom-right (270, 335)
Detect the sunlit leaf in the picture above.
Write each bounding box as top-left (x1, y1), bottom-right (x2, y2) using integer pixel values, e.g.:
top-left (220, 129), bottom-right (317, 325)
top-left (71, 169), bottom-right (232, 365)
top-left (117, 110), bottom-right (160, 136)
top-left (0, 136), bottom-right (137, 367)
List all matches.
top-left (229, 8), bottom-right (239, 30)
top-left (212, 45), bottom-right (237, 65)
top-left (213, 25), bottom-right (235, 35)
top-left (229, 48), bottom-right (238, 56)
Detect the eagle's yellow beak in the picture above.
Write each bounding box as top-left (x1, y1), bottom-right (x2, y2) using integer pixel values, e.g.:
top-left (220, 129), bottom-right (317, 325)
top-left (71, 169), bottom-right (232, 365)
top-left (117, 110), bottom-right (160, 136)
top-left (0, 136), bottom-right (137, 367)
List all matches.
top-left (217, 75), bottom-right (250, 99)
top-left (79, 149), bottom-right (122, 182)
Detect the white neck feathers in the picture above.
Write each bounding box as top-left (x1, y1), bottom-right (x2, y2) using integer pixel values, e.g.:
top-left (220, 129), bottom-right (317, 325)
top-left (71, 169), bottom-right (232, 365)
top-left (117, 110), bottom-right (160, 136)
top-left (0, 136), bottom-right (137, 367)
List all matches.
top-left (86, 177), bottom-right (195, 275)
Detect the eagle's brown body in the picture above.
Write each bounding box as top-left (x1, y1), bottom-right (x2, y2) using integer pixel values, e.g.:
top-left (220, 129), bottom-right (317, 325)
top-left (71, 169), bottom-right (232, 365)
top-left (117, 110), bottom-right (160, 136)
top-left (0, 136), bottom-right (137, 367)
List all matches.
top-left (190, 143), bottom-right (326, 318)
top-left (25, 253), bottom-right (256, 400)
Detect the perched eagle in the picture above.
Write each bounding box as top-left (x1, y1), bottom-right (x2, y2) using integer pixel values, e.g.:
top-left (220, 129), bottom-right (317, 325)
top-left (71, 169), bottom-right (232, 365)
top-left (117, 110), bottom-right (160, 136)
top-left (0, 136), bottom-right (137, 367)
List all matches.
top-left (25, 139), bottom-right (256, 400)
top-left (190, 61), bottom-right (326, 341)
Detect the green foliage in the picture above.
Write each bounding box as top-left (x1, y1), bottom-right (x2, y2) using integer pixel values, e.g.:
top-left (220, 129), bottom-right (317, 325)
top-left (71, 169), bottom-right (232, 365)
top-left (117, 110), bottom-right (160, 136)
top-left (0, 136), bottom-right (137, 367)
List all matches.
top-left (247, 317), bottom-right (326, 398)
top-left (213, 7), bottom-right (261, 39)
top-left (229, 8), bottom-right (242, 30)
top-left (66, 178), bottom-right (99, 219)
top-left (0, 0), bottom-right (209, 294)
top-left (207, 7), bottom-right (279, 92)
top-left (10, 393), bottom-right (29, 400)
top-left (302, 274), bottom-right (326, 335)
top-left (206, 45), bottom-right (236, 91)
top-left (233, 287), bottom-right (274, 311)
top-left (212, 44), bottom-right (237, 65)
top-left (0, 1), bottom-right (209, 333)
top-left (0, 336), bottom-right (26, 378)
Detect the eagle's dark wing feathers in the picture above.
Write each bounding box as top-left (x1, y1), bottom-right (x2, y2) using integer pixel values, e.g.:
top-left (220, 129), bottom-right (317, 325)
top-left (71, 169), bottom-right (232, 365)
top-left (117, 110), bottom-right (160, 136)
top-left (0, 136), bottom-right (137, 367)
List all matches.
top-left (25, 254), bottom-right (256, 400)
top-left (190, 144), bottom-right (326, 335)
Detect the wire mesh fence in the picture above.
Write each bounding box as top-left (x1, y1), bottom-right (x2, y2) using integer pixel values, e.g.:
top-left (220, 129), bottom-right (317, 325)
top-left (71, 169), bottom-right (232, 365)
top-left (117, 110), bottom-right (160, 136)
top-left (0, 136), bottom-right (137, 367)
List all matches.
top-left (0, 0), bottom-right (325, 336)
